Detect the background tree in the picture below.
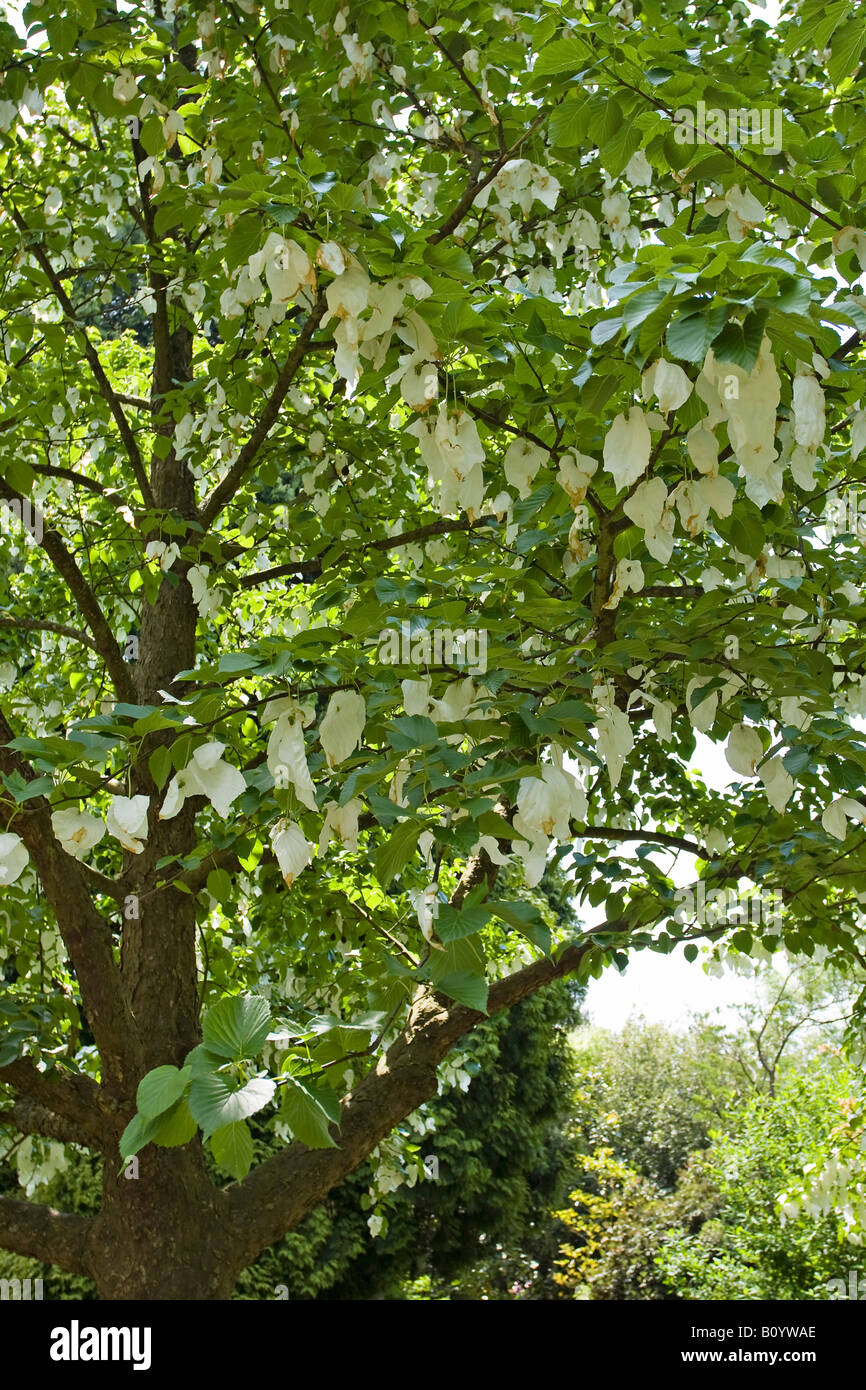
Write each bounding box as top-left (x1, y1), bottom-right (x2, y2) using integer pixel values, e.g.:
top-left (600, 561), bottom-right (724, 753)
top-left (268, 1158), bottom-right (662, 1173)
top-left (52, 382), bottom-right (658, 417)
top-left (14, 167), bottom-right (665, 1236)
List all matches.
top-left (2, 0), bottom-right (866, 1299)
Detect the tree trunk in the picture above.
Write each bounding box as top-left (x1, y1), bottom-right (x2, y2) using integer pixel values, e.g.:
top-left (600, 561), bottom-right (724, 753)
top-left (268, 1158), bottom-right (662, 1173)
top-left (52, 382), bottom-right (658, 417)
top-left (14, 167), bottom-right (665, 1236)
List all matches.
top-left (87, 1147), bottom-right (238, 1300)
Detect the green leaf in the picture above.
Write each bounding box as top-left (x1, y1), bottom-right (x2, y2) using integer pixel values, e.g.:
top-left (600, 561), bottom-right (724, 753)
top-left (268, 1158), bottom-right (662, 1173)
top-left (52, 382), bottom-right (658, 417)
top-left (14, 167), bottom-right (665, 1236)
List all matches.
top-left (281, 1076), bottom-right (339, 1148)
top-left (136, 1064), bottom-right (189, 1119)
top-left (384, 715), bottom-right (440, 750)
top-left (119, 1112), bottom-right (161, 1161)
top-left (667, 306), bottom-right (726, 362)
top-left (435, 902), bottom-right (492, 943)
top-left (188, 1072), bottom-right (276, 1139)
top-left (712, 309), bottom-right (768, 373)
top-left (202, 994), bottom-right (272, 1060)
top-left (152, 1098), bottom-right (197, 1148)
top-left (374, 819), bottom-right (423, 887)
top-left (435, 971), bottom-right (489, 1013)
top-left (206, 868), bottom-right (233, 904)
top-left (488, 900), bottom-right (551, 954)
top-left (148, 745), bottom-right (173, 791)
top-left (828, 15), bottom-right (866, 86)
top-left (210, 1120), bottom-right (254, 1178)
top-left (532, 36), bottom-right (589, 76)
top-left (548, 98), bottom-right (589, 148)
top-left (728, 502), bottom-right (766, 558)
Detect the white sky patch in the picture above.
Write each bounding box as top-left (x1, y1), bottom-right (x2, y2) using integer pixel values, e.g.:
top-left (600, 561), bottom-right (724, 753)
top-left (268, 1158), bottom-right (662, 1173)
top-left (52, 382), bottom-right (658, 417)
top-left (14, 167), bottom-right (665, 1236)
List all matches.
top-left (578, 734), bottom-right (765, 1029)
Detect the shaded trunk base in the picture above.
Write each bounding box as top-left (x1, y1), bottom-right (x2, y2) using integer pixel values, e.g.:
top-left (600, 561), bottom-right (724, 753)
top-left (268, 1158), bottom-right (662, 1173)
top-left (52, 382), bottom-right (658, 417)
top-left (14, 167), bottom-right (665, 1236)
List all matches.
top-left (87, 1145), bottom-right (241, 1300)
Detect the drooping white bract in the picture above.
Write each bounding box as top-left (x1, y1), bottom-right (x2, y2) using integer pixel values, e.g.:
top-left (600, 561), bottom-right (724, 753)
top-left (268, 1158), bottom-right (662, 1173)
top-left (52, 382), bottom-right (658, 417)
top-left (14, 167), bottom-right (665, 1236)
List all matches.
top-left (603, 407), bottom-right (651, 493)
top-left (106, 795), bottom-right (150, 854)
top-left (409, 884), bottom-right (440, 943)
top-left (160, 742), bottom-right (246, 820)
top-left (319, 690), bottom-right (366, 767)
top-left (430, 676), bottom-right (478, 731)
top-left (603, 558), bottom-right (645, 609)
top-left (684, 675), bottom-right (719, 733)
top-left (270, 819), bottom-right (313, 886)
top-left (648, 696), bottom-right (676, 744)
top-left (780, 696), bottom-right (811, 731)
top-left (557, 452), bottom-right (598, 506)
top-left (792, 372), bottom-right (825, 451)
top-left (822, 797), bottom-right (866, 842)
top-left (473, 158), bottom-right (560, 215)
top-left (406, 406), bottom-right (486, 519)
top-left (0, 832), bottom-right (29, 885)
top-left (503, 439), bottom-right (548, 499)
top-left (833, 225), bottom-right (866, 273)
top-left (759, 755), bottom-right (794, 813)
top-left (623, 477), bottom-right (675, 563)
top-left (642, 359), bottom-right (693, 413)
top-left (698, 337), bottom-right (781, 506)
top-left (722, 184), bottom-right (766, 241)
top-left (508, 749), bottom-right (585, 888)
top-left (401, 675), bottom-right (433, 718)
top-left (670, 473), bottom-right (735, 537)
top-left (51, 808), bottom-right (106, 860)
top-left (851, 408), bottom-right (866, 461)
top-left (625, 150), bottom-right (653, 187)
top-left (594, 683), bottom-right (634, 789)
top-left (255, 232), bottom-right (316, 307)
top-left (318, 798), bottom-right (363, 856)
top-left (705, 826), bottom-right (728, 855)
top-left (316, 240), bottom-right (346, 276)
top-left (686, 425), bottom-right (720, 475)
top-left (725, 723), bottom-right (764, 777)
top-left (265, 698), bottom-right (317, 812)
top-left (112, 68), bottom-right (138, 103)
top-left (514, 762), bottom-right (587, 840)
top-left (187, 564), bottom-right (223, 620)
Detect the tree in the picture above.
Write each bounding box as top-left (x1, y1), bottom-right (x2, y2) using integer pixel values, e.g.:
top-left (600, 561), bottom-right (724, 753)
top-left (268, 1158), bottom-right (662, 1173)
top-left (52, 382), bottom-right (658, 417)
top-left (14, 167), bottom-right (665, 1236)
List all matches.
top-left (1, 0), bottom-right (866, 1299)
top-left (718, 959), bottom-right (859, 1096)
top-left (570, 1018), bottom-right (744, 1189)
top-left (657, 1062), bottom-right (864, 1301)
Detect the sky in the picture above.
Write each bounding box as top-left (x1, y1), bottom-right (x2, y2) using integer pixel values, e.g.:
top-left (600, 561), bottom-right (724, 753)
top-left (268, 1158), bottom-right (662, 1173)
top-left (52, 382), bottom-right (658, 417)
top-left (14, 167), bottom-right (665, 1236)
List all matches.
top-left (579, 733), bottom-right (762, 1030)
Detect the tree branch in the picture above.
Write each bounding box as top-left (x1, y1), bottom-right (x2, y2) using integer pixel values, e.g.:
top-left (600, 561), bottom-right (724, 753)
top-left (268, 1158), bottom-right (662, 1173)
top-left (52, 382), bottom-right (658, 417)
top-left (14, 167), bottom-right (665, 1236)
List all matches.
top-left (0, 714), bottom-right (142, 1093)
top-left (1, 1059), bottom-right (108, 1149)
top-left (0, 616), bottom-right (99, 653)
top-left (224, 934), bottom-right (590, 1266)
top-left (0, 1193), bottom-right (93, 1274)
top-left (199, 294), bottom-right (328, 529)
top-left (0, 478), bottom-right (135, 701)
top-left (5, 205), bottom-right (156, 509)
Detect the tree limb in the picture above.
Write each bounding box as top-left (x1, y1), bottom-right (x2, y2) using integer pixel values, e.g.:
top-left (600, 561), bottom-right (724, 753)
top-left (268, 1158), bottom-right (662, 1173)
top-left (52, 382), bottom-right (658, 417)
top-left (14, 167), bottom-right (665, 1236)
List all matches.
top-left (5, 205), bottom-right (156, 509)
top-left (0, 1193), bottom-right (93, 1274)
top-left (199, 295), bottom-right (329, 529)
top-left (0, 478), bottom-right (135, 701)
top-left (224, 935), bottom-right (590, 1267)
top-left (1, 1059), bottom-right (108, 1149)
top-left (0, 616), bottom-right (99, 653)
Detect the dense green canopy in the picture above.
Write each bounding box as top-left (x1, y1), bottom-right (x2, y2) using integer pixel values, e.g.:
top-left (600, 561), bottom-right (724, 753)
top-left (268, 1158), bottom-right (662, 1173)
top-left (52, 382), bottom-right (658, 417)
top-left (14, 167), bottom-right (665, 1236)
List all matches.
top-left (2, 0), bottom-right (866, 1295)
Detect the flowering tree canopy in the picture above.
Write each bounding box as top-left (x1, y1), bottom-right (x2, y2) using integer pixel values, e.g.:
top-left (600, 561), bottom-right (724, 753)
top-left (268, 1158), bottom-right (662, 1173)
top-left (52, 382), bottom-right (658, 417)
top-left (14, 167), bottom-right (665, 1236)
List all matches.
top-left (2, 0), bottom-right (866, 1297)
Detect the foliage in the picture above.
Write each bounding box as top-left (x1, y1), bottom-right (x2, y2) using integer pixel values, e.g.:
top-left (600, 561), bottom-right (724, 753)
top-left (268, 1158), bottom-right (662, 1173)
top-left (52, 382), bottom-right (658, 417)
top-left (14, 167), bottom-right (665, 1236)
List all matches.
top-left (569, 1018), bottom-right (744, 1188)
top-left (1, 0), bottom-right (866, 1294)
top-left (553, 1146), bottom-right (722, 1300)
top-left (657, 1063), bottom-right (865, 1300)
